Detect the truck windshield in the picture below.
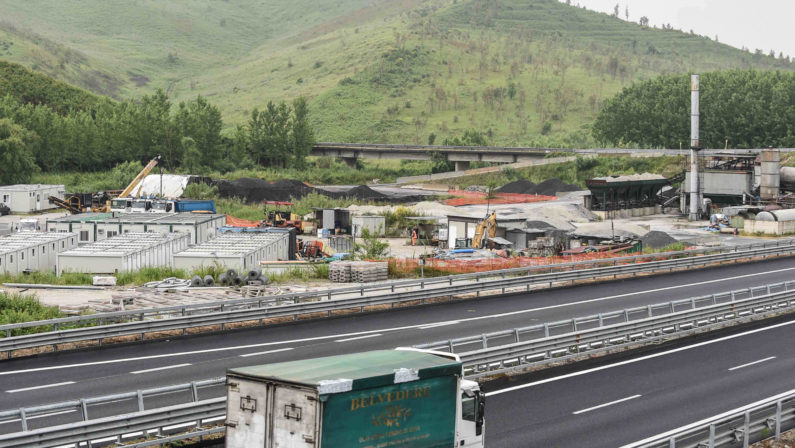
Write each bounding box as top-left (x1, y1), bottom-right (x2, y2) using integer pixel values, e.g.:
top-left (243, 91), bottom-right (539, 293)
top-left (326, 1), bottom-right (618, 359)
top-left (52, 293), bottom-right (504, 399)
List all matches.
top-left (461, 394), bottom-right (476, 422)
top-left (152, 202), bottom-right (170, 212)
top-left (132, 200), bottom-right (149, 210)
top-left (111, 199), bottom-right (129, 209)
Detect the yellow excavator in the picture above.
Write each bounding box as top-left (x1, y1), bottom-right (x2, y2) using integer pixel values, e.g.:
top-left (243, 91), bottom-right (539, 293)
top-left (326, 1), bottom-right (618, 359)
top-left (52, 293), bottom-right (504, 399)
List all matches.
top-left (473, 212), bottom-right (497, 249)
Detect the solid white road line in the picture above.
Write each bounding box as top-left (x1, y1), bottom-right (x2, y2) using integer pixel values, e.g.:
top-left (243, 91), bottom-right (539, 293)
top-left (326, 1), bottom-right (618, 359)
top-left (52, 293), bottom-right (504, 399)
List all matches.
top-left (130, 363), bottom-right (191, 375)
top-left (4, 267), bottom-right (794, 377)
top-left (573, 395), bottom-right (641, 415)
top-left (240, 347), bottom-right (294, 358)
top-left (335, 334), bottom-right (382, 342)
top-left (488, 319), bottom-right (795, 397)
top-left (620, 387), bottom-right (795, 447)
top-left (728, 356), bottom-right (776, 371)
top-left (418, 321), bottom-right (460, 329)
top-left (6, 381), bottom-right (75, 393)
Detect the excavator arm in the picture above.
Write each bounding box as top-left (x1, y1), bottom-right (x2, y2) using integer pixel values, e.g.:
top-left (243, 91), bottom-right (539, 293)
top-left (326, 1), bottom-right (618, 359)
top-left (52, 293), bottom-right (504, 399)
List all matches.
top-left (473, 212), bottom-right (497, 249)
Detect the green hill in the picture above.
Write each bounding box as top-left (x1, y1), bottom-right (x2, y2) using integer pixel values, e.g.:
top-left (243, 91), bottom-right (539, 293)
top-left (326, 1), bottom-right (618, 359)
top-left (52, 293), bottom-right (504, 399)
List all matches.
top-left (0, 0), bottom-right (791, 146)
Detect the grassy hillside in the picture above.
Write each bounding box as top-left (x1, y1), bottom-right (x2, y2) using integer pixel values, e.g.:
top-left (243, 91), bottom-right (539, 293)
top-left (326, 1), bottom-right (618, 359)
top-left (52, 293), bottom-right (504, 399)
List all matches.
top-left (0, 0), bottom-right (791, 146)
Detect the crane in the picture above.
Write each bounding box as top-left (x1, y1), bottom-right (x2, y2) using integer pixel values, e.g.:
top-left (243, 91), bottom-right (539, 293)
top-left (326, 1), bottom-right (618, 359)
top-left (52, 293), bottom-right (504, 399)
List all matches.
top-left (119, 155), bottom-right (162, 198)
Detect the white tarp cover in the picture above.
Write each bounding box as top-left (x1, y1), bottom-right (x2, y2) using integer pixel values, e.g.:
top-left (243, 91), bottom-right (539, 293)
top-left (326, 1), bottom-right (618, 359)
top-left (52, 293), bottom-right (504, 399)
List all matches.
top-left (137, 175), bottom-right (195, 198)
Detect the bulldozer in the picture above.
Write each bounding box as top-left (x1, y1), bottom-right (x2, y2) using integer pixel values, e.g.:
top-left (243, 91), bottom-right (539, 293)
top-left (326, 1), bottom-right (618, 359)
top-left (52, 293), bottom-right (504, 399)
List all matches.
top-left (262, 201), bottom-right (303, 234)
top-left (472, 212), bottom-right (497, 249)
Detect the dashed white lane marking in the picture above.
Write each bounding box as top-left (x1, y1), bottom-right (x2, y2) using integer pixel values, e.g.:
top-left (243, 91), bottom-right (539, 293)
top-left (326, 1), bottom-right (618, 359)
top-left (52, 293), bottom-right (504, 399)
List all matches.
top-left (488, 319), bottom-right (795, 396)
top-left (335, 334), bottom-right (382, 342)
top-left (573, 395), bottom-right (641, 415)
top-left (6, 381), bottom-right (76, 393)
top-left (240, 348), bottom-right (294, 358)
top-left (3, 267), bottom-right (793, 377)
top-left (419, 321), bottom-right (460, 329)
top-left (728, 356), bottom-right (776, 371)
top-left (130, 363), bottom-right (191, 375)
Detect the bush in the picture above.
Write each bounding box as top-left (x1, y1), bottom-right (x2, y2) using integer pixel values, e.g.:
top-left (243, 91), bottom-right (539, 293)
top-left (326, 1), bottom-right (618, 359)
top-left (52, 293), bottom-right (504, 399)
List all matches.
top-left (355, 227), bottom-right (390, 259)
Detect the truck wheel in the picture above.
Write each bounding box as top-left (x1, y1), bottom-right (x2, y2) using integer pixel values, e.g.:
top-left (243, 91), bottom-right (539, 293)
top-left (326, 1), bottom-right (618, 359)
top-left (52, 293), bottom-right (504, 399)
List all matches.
top-left (247, 269), bottom-right (261, 281)
top-left (226, 269), bottom-right (238, 279)
top-left (203, 275), bottom-right (215, 287)
top-left (233, 276), bottom-right (245, 287)
top-left (217, 273), bottom-right (229, 286)
top-left (260, 274), bottom-right (269, 285)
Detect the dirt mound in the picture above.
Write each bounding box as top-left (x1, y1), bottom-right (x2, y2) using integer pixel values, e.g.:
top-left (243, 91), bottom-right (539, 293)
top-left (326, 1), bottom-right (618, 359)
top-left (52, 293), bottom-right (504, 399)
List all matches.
top-left (344, 185), bottom-right (388, 200)
top-left (498, 180), bottom-right (536, 194)
top-left (641, 230), bottom-right (678, 248)
top-left (497, 178), bottom-right (580, 196)
top-left (532, 179), bottom-right (581, 196)
top-left (215, 178), bottom-right (315, 203)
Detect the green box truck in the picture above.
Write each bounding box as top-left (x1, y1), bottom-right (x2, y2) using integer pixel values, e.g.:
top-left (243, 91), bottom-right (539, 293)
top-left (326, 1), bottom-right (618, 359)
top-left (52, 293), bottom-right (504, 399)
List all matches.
top-left (225, 348), bottom-right (485, 448)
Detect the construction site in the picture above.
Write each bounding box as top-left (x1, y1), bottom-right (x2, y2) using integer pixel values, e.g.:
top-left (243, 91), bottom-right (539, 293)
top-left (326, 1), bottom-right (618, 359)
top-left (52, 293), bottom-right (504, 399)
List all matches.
top-left (1, 75), bottom-right (795, 315)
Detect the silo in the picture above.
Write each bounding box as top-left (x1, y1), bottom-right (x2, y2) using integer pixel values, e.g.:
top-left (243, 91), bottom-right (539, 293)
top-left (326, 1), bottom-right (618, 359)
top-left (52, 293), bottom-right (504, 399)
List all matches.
top-left (760, 148), bottom-right (780, 200)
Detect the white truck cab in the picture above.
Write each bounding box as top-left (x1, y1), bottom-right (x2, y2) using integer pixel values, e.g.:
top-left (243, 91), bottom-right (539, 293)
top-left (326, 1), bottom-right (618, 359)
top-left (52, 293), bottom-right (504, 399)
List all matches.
top-left (457, 378), bottom-right (486, 447)
top-left (110, 198), bottom-right (132, 213)
top-left (17, 218), bottom-right (39, 232)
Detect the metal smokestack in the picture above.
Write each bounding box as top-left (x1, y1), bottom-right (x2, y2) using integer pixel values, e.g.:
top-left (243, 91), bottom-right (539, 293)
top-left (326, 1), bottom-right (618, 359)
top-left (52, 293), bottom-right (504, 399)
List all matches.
top-left (689, 74), bottom-right (701, 220)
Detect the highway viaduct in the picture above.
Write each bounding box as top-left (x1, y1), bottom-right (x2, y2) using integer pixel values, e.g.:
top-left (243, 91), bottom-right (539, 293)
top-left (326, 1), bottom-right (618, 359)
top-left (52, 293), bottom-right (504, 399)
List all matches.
top-left (311, 142), bottom-right (793, 171)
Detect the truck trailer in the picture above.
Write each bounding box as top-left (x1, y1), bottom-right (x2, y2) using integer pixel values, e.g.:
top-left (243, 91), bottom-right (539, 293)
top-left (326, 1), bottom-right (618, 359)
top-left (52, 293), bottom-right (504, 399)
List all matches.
top-left (225, 348), bottom-right (485, 448)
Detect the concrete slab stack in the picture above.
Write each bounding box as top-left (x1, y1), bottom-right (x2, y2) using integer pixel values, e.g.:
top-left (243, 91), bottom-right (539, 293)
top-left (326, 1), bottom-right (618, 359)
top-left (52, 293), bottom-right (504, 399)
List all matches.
top-left (329, 261), bottom-right (389, 283)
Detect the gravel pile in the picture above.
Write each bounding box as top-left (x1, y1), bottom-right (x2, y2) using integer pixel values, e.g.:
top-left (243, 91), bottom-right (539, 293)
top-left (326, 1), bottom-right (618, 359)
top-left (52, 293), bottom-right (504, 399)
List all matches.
top-left (498, 178), bottom-right (580, 196)
top-left (215, 178), bottom-right (315, 203)
top-left (344, 185), bottom-right (388, 200)
top-left (641, 230), bottom-right (678, 248)
top-left (497, 180), bottom-right (536, 194)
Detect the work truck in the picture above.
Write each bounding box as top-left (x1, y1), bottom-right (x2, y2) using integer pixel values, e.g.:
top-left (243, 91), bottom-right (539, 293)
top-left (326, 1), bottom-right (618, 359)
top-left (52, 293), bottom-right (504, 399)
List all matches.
top-left (225, 348), bottom-right (485, 448)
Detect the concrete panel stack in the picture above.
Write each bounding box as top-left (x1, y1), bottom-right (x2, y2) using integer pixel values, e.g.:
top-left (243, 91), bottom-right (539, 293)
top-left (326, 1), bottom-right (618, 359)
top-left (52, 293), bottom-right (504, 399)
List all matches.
top-left (329, 261), bottom-right (388, 283)
top-left (329, 261), bottom-right (352, 283)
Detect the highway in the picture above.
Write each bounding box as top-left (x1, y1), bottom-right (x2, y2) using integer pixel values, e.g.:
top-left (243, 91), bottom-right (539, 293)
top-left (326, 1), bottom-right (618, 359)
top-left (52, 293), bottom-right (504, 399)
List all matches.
top-left (0, 256), bottom-right (794, 444)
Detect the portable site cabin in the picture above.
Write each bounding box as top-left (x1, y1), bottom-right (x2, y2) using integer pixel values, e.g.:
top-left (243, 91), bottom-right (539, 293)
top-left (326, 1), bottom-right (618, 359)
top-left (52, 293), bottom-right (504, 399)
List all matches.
top-left (445, 215), bottom-right (526, 249)
top-left (0, 184), bottom-right (65, 213)
top-left (173, 231), bottom-right (291, 272)
top-left (0, 232), bottom-right (77, 275)
top-left (351, 215), bottom-right (386, 237)
top-left (47, 213), bottom-right (226, 245)
top-left (56, 232), bottom-right (190, 275)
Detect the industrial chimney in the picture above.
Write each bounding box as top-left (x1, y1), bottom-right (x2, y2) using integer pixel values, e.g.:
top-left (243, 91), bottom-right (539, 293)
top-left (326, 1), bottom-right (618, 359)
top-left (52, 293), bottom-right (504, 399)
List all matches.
top-left (688, 74), bottom-right (702, 220)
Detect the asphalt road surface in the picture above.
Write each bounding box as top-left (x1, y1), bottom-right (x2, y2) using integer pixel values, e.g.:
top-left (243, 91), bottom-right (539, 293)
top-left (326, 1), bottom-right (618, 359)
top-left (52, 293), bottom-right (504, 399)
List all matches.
top-left (1, 257), bottom-right (794, 443)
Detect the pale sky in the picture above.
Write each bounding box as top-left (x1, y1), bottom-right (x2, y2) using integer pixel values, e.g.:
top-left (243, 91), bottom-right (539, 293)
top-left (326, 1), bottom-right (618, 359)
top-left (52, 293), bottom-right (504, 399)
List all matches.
top-left (566, 0), bottom-right (795, 59)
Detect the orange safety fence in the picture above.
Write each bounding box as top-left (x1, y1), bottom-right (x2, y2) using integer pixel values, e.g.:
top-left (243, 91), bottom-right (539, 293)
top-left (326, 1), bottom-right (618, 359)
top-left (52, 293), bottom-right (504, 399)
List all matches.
top-left (389, 250), bottom-right (690, 276)
top-left (446, 190), bottom-right (556, 206)
top-left (225, 215), bottom-right (261, 228)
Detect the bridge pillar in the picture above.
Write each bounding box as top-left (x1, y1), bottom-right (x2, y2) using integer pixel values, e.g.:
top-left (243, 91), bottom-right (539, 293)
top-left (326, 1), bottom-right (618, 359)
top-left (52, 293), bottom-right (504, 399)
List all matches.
top-left (341, 157), bottom-right (358, 168)
top-left (454, 161), bottom-right (471, 172)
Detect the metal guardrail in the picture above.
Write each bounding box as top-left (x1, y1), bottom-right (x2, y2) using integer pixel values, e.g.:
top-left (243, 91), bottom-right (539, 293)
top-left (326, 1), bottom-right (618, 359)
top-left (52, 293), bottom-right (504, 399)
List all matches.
top-left (415, 282), bottom-right (793, 355)
top-left (0, 378), bottom-right (224, 434)
top-left (2, 240), bottom-right (794, 357)
top-left (453, 286), bottom-right (795, 378)
top-left (0, 398), bottom-right (225, 448)
top-left (625, 389), bottom-right (795, 448)
top-left (2, 284), bottom-right (793, 447)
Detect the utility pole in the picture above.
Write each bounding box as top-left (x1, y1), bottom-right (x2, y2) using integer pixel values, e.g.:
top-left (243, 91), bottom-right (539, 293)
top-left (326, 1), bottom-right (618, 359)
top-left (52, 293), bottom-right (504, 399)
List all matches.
top-left (688, 74), bottom-right (702, 221)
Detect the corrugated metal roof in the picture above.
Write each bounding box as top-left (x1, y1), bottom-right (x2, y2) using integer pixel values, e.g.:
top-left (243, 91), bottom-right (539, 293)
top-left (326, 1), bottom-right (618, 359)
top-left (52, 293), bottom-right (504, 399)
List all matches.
top-left (0, 184), bottom-right (64, 191)
top-left (174, 232), bottom-right (287, 257)
top-left (49, 213), bottom-right (224, 225)
top-left (227, 350), bottom-right (460, 393)
top-left (59, 232), bottom-right (190, 256)
top-left (0, 232), bottom-right (76, 255)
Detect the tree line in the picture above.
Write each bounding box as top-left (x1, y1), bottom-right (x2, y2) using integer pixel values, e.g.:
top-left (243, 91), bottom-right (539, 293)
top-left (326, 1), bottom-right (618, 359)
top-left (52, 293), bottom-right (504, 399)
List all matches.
top-left (0, 63), bottom-right (315, 184)
top-left (592, 69), bottom-right (795, 149)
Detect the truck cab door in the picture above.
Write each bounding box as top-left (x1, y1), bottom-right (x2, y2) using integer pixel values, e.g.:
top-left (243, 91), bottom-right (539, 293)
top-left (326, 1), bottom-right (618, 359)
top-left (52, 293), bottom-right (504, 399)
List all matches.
top-left (457, 390), bottom-right (485, 447)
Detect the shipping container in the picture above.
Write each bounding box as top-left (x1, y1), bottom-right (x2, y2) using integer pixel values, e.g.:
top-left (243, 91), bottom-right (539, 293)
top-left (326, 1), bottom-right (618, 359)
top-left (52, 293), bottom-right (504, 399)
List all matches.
top-left (56, 232), bottom-right (190, 275)
top-left (47, 213), bottom-right (226, 245)
top-left (173, 231), bottom-right (290, 271)
top-left (0, 232), bottom-right (77, 275)
top-left (0, 184), bottom-right (65, 213)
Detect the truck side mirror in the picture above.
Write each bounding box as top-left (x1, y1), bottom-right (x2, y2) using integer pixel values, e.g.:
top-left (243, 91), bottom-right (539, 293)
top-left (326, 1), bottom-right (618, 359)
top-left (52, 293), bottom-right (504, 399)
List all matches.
top-left (476, 392), bottom-right (485, 436)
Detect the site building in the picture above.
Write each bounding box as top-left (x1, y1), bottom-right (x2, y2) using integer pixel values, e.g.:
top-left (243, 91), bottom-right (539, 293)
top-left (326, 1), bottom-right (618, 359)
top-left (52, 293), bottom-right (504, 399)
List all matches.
top-left (47, 213), bottom-right (226, 245)
top-left (57, 232), bottom-right (190, 275)
top-left (0, 232), bottom-right (77, 275)
top-left (0, 184), bottom-right (65, 213)
top-left (173, 231), bottom-right (291, 272)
